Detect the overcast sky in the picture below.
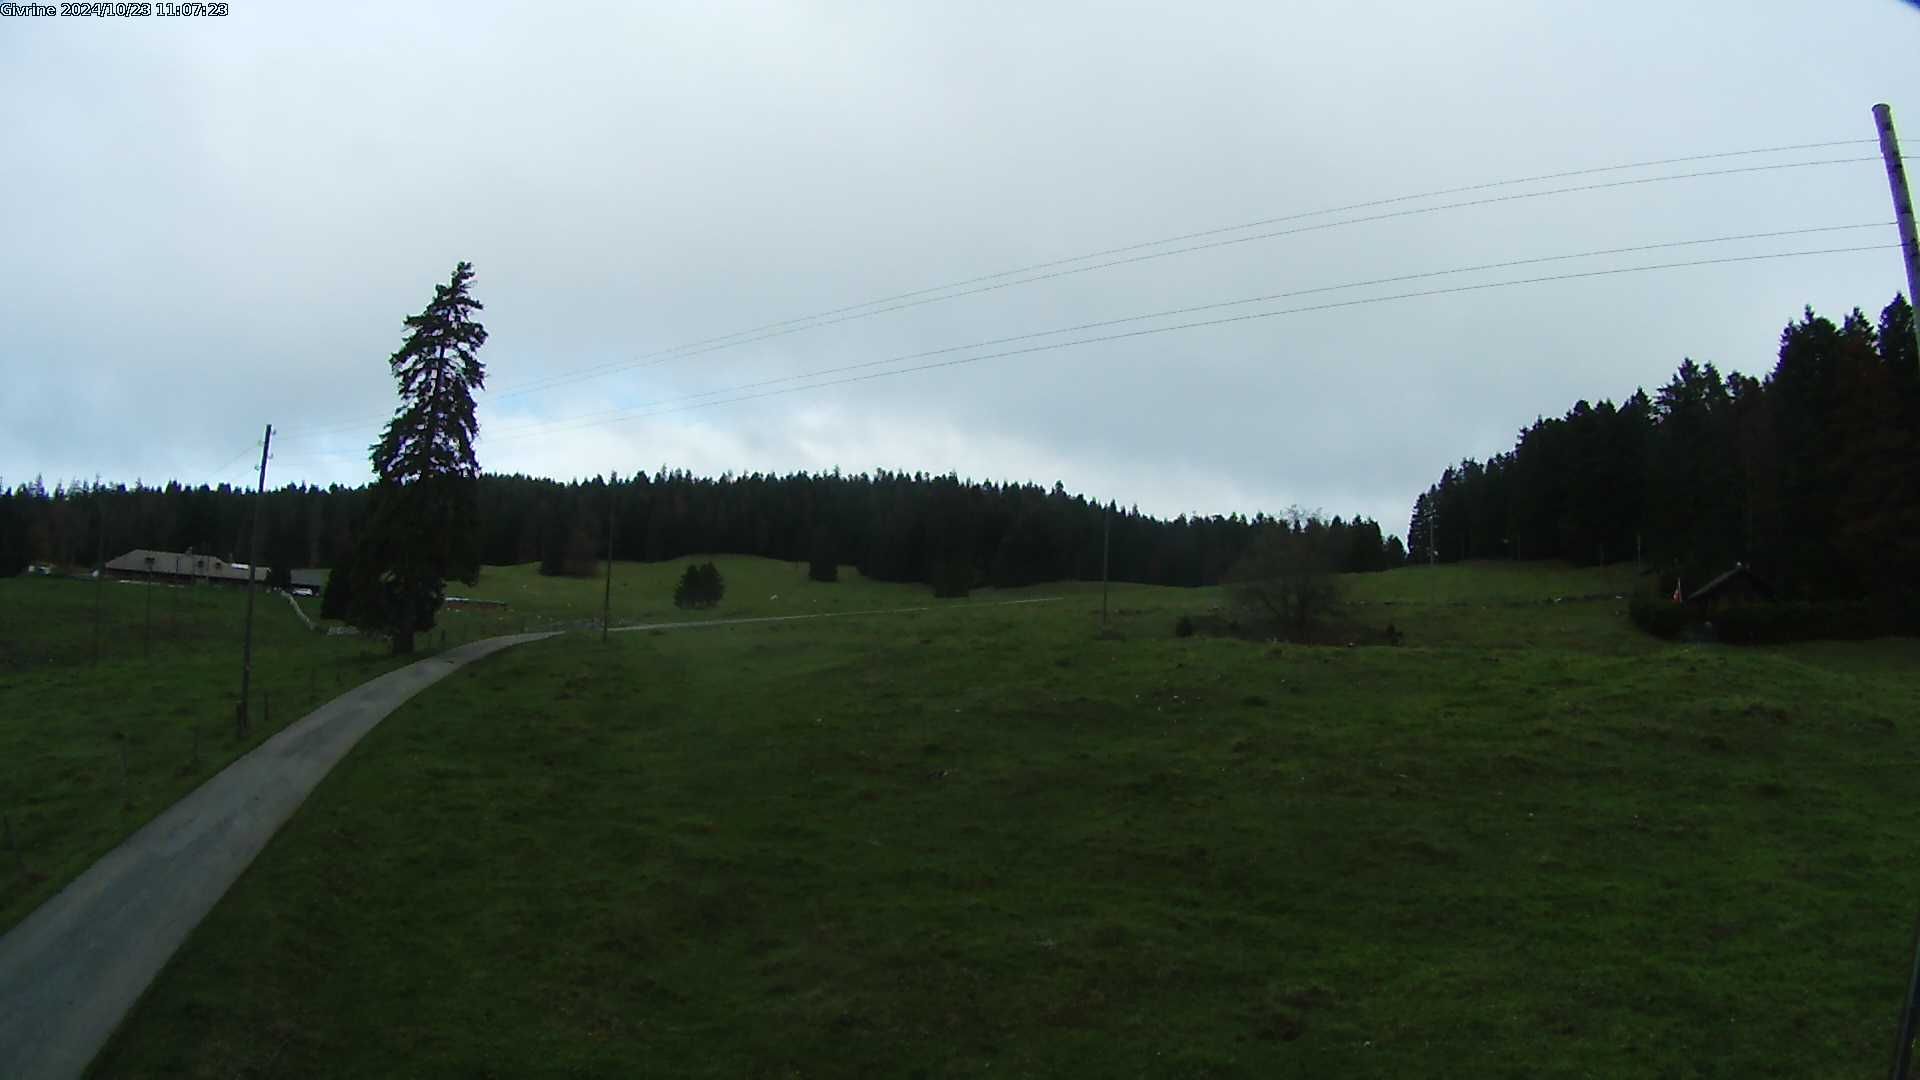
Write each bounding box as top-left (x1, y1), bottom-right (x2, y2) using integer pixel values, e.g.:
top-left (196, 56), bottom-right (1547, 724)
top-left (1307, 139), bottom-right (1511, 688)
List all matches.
top-left (3, 2), bottom-right (1917, 539)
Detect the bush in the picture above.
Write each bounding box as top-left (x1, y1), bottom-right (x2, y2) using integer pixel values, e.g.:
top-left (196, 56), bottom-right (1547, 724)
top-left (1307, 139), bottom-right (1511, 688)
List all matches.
top-left (1628, 589), bottom-right (1912, 644)
top-left (673, 561), bottom-right (725, 609)
top-left (1628, 590), bottom-right (1690, 640)
top-left (1225, 524), bottom-right (1341, 640)
top-left (1714, 599), bottom-right (1900, 644)
top-left (1174, 615), bottom-right (1195, 638)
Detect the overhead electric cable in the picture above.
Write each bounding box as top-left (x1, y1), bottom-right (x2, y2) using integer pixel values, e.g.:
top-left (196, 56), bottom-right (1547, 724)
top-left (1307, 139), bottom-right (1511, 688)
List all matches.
top-left (474, 156), bottom-right (1881, 405)
top-left (469, 225), bottom-right (1892, 443)
top-left (269, 239), bottom-right (1896, 468)
top-left (491, 243), bottom-right (1893, 441)
top-left (272, 140), bottom-right (1880, 440)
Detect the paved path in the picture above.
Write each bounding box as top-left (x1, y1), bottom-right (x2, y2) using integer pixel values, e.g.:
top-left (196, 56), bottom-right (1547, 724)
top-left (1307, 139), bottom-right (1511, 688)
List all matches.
top-left (0, 595), bottom-right (1057, 1078)
top-left (0, 632), bottom-right (556, 1080)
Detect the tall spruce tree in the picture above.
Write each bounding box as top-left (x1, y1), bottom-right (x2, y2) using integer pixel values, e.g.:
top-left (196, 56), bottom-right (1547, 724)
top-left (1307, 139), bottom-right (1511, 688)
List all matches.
top-left (349, 262), bottom-right (488, 654)
top-left (1406, 491), bottom-right (1434, 564)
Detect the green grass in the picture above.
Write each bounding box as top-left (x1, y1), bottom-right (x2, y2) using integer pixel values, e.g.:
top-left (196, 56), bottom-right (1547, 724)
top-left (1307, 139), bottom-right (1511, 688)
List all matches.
top-left (0, 576), bottom-right (429, 932)
top-left (78, 560), bottom-right (1920, 1077)
top-left (0, 558), bottom-right (955, 935)
top-left (450, 557), bottom-right (982, 630)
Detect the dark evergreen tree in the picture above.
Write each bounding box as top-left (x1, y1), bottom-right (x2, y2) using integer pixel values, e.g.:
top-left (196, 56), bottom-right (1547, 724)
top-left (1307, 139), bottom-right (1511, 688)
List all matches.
top-left (808, 526), bottom-right (837, 582)
top-left (348, 262), bottom-right (488, 654)
top-left (4, 469), bottom-right (1405, 596)
top-left (931, 556), bottom-right (973, 598)
top-left (1407, 293), bottom-right (1920, 610)
top-left (673, 561), bottom-right (725, 608)
top-left (264, 515), bottom-right (304, 590)
top-left (0, 489), bottom-right (26, 577)
top-left (320, 544), bottom-right (355, 619)
top-left (1406, 492), bottom-right (1434, 564)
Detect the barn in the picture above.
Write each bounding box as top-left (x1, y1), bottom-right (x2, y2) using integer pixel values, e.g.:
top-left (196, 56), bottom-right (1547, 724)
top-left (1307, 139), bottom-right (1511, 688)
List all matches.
top-left (1683, 563), bottom-right (1774, 615)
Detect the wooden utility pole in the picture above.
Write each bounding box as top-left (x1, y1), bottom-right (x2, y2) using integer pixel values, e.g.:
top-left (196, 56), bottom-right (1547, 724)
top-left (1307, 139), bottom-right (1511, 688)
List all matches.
top-left (1893, 907), bottom-right (1920, 1080)
top-left (235, 424), bottom-right (271, 739)
top-left (1100, 506), bottom-right (1111, 629)
top-left (1876, 104), bottom-right (1920, 357)
top-left (1882, 112), bottom-right (1920, 1080)
top-left (142, 555), bottom-right (153, 659)
top-left (91, 501), bottom-right (105, 665)
top-left (602, 484), bottom-right (615, 643)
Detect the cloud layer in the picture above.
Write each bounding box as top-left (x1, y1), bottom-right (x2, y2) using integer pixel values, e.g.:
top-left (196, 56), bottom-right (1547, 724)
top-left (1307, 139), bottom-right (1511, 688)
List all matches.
top-left (3, 1), bottom-right (1915, 538)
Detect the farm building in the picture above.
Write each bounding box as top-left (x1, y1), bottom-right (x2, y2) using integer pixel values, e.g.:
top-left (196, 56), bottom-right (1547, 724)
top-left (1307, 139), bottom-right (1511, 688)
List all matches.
top-left (104, 549), bottom-right (329, 591)
top-left (1683, 563), bottom-right (1774, 614)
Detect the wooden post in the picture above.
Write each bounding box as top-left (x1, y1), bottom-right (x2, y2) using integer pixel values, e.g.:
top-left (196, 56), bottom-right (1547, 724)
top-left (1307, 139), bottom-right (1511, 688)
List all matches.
top-left (91, 505), bottom-right (105, 665)
top-left (236, 424), bottom-right (272, 738)
top-left (1100, 506), bottom-right (1110, 630)
top-left (1874, 104), bottom-right (1920, 357)
top-left (1877, 103), bottom-right (1920, 1080)
top-left (602, 483), bottom-right (616, 643)
top-left (142, 555), bottom-right (153, 659)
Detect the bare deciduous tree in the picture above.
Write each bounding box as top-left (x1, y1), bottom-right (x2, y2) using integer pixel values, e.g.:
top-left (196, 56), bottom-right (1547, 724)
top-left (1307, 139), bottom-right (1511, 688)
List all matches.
top-left (1227, 508), bottom-right (1342, 640)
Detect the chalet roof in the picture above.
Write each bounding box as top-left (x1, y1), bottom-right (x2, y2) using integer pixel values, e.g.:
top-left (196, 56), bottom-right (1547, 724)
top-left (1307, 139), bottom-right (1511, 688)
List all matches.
top-left (1686, 563), bottom-right (1774, 604)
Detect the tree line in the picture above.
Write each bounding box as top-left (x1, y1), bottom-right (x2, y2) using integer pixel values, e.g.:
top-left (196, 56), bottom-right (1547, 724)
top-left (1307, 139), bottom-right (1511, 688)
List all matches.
top-left (0, 468), bottom-right (1405, 591)
top-left (1408, 294), bottom-right (1918, 599)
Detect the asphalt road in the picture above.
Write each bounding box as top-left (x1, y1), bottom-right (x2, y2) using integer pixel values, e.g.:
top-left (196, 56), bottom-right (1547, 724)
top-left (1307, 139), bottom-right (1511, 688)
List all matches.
top-left (0, 631), bottom-right (557, 1080)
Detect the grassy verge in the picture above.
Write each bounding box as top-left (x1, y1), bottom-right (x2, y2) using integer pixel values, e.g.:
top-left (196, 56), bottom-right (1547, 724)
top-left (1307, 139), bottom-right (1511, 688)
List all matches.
top-left (0, 558), bottom-right (1003, 935)
top-left (447, 557), bottom-right (976, 631)
top-left (0, 576), bottom-right (424, 932)
top-left (87, 564), bottom-right (1920, 1077)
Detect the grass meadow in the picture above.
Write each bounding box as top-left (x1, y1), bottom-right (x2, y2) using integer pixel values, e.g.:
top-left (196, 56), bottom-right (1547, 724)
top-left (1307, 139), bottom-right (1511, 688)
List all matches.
top-left (0, 574), bottom-right (416, 932)
top-left (5, 559), bottom-right (1917, 1076)
top-left (0, 559), bottom-right (942, 934)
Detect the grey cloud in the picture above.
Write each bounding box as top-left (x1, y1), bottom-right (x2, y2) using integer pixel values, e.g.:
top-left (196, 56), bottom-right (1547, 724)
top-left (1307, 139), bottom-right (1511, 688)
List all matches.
top-left (3, 0), bottom-right (1916, 540)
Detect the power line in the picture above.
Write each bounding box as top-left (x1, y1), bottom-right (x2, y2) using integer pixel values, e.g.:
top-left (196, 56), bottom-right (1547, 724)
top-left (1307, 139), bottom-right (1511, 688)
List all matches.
top-left (472, 155), bottom-right (1880, 407)
top-left (487, 143), bottom-right (1881, 395)
top-left (273, 141), bottom-right (1879, 440)
top-left (500, 243), bottom-right (1891, 441)
top-left (672, 139), bottom-right (1882, 333)
top-left (469, 224), bottom-right (1891, 444)
top-left (269, 238), bottom-right (1896, 467)
top-left (199, 441), bottom-right (265, 483)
